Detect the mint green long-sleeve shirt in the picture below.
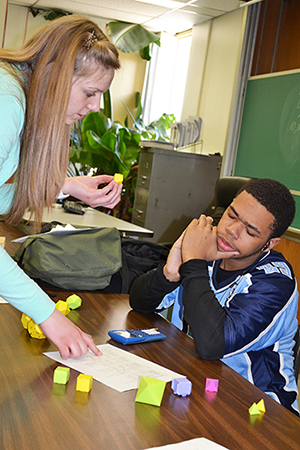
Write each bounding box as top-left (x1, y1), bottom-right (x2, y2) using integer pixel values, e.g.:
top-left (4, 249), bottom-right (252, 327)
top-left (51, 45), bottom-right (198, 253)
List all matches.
top-left (0, 64), bottom-right (55, 324)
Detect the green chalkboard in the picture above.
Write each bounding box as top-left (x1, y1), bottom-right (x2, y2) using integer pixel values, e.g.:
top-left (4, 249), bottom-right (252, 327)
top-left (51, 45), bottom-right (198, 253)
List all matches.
top-left (234, 69), bottom-right (300, 230)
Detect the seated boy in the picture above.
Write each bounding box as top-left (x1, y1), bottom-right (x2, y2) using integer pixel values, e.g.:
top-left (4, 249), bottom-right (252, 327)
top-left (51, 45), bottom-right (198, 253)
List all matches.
top-left (129, 178), bottom-right (299, 415)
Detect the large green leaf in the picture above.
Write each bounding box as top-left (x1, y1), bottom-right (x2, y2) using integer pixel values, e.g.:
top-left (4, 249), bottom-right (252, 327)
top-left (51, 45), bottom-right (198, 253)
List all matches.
top-left (102, 90), bottom-right (112, 119)
top-left (135, 92), bottom-right (143, 122)
top-left (107, 21), bottom-right (160, 54)
top-left (88, 130), bottom-right (117, 152)
top-left (139, 45), bottom-right (151, 61)
top-left (69, 147), bottom-right (113, 171)
top-left (29, 7), bottom-right (70, 20)
top-left (76, 114), bottom-right (141, 178)
top-left (83, 112), bottom-right (111, 140)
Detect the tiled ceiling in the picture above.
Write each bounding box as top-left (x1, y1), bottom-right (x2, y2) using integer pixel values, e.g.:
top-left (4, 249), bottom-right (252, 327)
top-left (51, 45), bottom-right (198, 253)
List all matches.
top-left (9, 0), bottom-right (251, 34)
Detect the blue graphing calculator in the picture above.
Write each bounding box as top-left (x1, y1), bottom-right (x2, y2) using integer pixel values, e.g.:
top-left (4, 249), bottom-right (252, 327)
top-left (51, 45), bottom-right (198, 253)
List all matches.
top-left (108, 328), bottom-right (166, 345)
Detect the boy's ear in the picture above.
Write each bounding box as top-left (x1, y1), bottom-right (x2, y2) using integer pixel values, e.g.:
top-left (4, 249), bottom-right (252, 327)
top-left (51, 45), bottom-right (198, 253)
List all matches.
top-left (265, 237), bottom-right (281, 251)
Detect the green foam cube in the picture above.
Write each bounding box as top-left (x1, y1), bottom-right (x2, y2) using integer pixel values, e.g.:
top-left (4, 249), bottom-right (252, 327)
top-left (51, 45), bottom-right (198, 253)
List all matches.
top-left (249, 402), bottom-right (261, 416)
top-left (66, 294), bottom-right (82, 310)
top-left (135, 376), bottom-right (166, 407)
top-left (53, 366), bottom-right (70, 385)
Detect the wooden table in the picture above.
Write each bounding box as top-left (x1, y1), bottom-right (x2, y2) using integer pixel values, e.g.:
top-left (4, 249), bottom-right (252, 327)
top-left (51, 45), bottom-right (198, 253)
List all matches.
top-left (0, 222), bottom-right (300, 450)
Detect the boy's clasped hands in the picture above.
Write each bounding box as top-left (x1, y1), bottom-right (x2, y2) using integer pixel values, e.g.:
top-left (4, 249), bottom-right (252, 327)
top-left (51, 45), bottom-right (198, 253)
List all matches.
top-left (163, 214), bottom-right (238, 283)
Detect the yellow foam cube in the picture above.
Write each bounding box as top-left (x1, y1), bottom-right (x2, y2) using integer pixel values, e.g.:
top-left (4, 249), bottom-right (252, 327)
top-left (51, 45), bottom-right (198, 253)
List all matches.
top-left (114, 173), bottom-right (123, 184)
top-left (0, 236), bottom-right (5, 248)
top-left (21, 313), bottom-right (32, 330)
top-left (76, 374), bottom-right (93, 393)
top-left (55, 300), bottom-right (70, 316)
top-left (257, 399), bottom-right (266, 413)
top-left (27, 319), bottom-right (46, 339)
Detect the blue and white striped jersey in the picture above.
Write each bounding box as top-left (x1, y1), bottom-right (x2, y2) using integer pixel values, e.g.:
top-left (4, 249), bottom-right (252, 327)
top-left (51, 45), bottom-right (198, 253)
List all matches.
top-left (156, 249), bottom-right (299, 415)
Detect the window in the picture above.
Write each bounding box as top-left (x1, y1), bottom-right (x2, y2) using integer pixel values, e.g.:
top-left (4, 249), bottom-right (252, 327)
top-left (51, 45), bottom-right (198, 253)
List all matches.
top-left (142, 29), bottom-right (192, 124)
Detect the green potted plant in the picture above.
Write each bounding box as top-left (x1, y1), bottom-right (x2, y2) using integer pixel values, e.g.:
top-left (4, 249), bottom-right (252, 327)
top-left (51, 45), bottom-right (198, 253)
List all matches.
top-left (69, 94), bottom-right (175, 220)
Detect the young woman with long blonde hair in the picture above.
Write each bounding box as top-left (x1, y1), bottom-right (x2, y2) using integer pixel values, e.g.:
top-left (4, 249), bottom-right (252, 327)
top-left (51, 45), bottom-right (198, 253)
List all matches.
top-left (0, 14), bottom-right (121, 359)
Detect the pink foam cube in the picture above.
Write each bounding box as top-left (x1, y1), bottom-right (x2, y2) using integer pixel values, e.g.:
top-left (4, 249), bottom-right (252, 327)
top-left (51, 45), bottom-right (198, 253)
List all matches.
top-left (205, 378), bottom-right (219, 392)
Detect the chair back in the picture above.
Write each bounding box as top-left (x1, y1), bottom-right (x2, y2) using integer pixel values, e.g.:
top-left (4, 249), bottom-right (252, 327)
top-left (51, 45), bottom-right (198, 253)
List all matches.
top-left (215, 176), bottom-right (251, 209)
top-left (208, 176), bottom-right (251, 225)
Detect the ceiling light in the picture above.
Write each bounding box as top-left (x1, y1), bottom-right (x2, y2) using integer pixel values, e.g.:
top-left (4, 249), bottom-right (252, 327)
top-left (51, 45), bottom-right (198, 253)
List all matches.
top-left (134, 0), bottom-right (186, 9)
top-left (240, 0), bottom-right (263, 7)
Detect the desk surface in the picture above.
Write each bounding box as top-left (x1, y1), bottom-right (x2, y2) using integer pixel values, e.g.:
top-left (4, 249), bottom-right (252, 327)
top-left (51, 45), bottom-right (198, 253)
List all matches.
top-left (22, 204), bottom-right (153, 238)
top-left (1, 222), bottom-right (300, 450)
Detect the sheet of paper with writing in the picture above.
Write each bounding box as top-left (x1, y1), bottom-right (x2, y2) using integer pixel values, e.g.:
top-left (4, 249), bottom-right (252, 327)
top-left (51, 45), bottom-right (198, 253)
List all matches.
top-left (143, 437), bottom-right (228, 449)
top-left (44, 343), bottom-right (185, 392)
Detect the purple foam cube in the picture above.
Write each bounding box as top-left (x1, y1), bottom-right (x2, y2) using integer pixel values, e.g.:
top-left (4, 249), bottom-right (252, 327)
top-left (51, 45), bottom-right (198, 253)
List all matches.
top-left (171, 378), bottom-right (192, 397)
top-left (205, 378), bottom-right (219, 392)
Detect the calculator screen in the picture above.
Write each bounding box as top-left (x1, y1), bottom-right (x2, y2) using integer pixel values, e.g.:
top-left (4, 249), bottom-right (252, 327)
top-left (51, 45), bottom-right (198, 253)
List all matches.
top-left (113, 330), bottom-right (133, 338)
top-left (114, 328), bottom-right (160, 338)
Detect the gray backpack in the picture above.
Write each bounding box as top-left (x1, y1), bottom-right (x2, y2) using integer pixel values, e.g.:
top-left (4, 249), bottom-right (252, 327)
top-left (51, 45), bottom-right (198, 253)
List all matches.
top-left (14, 227), bottom-right (122, 290)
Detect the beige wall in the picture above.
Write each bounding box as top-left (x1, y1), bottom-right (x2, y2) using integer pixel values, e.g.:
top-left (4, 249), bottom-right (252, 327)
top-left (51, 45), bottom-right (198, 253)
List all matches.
top-left (110, 50), bottom-right (147, 124)
top-left (2, 4), bottom-right (246, 149)
top-left (2, 4), bottom-right (146, 125)
top-left (4, 4), bottom-right (46, 48)
top-left (182, 8), bottom-right (247, 156)
top-left (0, 0), bottom-right (7, 48)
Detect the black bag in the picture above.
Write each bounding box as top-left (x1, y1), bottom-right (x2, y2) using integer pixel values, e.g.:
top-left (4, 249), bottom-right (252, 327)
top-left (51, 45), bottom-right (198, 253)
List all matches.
top-left (14, 227), bottom-right (122, 290)
top-left (107, 237), bottom-right (169, 293)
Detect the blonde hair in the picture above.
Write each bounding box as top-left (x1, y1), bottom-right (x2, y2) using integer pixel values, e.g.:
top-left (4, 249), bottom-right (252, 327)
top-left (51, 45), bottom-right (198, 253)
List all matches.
top-left (0, 15), bottom-right (120, 230)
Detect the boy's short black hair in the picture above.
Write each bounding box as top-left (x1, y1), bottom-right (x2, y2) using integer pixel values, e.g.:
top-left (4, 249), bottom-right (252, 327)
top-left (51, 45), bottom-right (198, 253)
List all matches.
top-left (236, 178), bottom-right (295, 238)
